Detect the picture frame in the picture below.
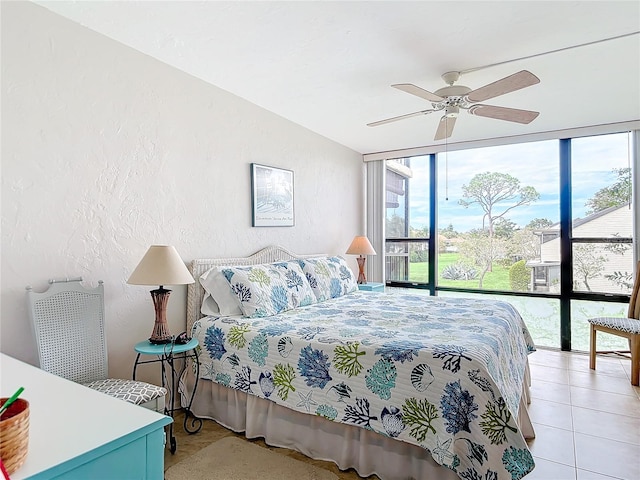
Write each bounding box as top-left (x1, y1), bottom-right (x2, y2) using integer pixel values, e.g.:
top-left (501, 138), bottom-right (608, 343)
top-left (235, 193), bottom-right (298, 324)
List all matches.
top-left (251, 163), bottom-right (295, 227)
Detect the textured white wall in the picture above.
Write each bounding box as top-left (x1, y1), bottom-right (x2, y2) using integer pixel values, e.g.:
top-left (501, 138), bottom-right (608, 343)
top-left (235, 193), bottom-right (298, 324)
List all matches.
top-left (1, 2), bottom-right (363, 382)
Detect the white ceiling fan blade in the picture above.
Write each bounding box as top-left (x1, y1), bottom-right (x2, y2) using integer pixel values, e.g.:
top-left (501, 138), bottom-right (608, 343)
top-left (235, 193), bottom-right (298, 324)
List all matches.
top-left (466, 70), bottom-right (540, 103)
top-left (392, 84), bottom-right (444, 103)
top-left (367, 109), bottom-right (436, 127)
top-left (434, 115), bottom-right (457, 140)
top-left (468, 104), bottom-right (539, 124)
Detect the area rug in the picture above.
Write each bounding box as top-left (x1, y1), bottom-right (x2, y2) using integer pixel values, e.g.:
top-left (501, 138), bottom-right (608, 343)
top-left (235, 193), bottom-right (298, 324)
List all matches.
top-left (164, 436), bottom-right (339, 480)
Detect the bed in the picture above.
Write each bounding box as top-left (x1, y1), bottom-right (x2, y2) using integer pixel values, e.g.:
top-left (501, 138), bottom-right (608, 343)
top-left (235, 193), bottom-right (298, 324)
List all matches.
top-left (180, 245), bottom-right (536, 480)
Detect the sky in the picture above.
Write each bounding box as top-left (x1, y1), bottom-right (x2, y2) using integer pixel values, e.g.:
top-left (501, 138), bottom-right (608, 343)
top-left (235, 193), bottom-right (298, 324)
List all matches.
top-left (396, 132), bottom-right (632, 233)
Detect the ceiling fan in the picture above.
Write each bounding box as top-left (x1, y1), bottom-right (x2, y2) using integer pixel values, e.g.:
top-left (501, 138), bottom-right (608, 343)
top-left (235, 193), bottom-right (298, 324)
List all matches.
top-left (367, 70), bottom-right (541, 140)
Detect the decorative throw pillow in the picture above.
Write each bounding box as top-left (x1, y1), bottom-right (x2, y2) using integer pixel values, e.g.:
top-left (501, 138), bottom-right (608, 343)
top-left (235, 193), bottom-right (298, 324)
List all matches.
top-left (220, 262), bottom-right (316, 317)
top-left (297, 256), bottom-right (358, 302)
top-left (199, 266), bottom-right (244, 316)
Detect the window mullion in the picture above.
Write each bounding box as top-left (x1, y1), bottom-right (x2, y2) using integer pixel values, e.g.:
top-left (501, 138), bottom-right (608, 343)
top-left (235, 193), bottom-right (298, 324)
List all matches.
top-left (559, 138), bottom-right (573, 351)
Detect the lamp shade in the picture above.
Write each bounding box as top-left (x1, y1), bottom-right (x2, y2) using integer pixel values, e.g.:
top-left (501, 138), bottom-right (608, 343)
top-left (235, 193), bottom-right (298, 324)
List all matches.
top-left (346, 236), bottom-right (376, 256)
top-left (127, 245), bottom-right (195, 286)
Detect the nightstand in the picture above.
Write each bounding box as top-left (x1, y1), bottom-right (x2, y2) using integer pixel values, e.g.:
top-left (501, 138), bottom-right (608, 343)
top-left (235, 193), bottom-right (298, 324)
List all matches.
top-left (357, 282), bottom-right (385, 292)
top-left (132, 338), bottom-right (202, 454)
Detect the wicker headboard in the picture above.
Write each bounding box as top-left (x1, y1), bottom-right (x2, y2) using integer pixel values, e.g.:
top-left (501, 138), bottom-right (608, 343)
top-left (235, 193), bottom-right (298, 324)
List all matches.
top-left (186, 245), bottom-right (323, 333)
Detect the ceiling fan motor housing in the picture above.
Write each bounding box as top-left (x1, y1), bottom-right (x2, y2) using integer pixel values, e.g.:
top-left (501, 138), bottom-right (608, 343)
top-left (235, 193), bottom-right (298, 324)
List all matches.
top-left (433, 85), bottom-right (473, 109)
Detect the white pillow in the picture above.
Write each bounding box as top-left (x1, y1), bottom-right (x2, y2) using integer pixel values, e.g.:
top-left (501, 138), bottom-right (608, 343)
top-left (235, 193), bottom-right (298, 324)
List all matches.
top-left (220, 262), bottom-right (316, 317)
top-left (199, 266), bottom-right (243, 316)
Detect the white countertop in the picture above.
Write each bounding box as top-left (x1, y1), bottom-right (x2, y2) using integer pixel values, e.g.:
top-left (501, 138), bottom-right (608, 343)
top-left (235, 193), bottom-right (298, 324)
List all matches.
top-left (1, 353), bottom-right (171, 479)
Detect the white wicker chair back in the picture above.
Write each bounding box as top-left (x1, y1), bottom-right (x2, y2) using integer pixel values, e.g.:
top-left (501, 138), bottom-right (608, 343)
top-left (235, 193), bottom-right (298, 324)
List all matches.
top-left (26, 278), bottom-right (167, 411)
top-left (27, 278), bottom-right (108, 384)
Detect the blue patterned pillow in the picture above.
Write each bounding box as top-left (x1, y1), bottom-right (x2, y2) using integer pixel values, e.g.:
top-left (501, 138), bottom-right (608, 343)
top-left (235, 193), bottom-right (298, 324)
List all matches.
top-left (220, 262), bottom-right (316, 317)
top-left (297, 256), bottom-right (358, 302)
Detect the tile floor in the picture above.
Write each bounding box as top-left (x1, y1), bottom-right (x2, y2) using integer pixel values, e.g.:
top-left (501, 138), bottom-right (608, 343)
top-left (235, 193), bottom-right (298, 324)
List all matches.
top-left (525, 348), bottom-right (639, 480)
top-left (166, 348), bottom-right (640, 479)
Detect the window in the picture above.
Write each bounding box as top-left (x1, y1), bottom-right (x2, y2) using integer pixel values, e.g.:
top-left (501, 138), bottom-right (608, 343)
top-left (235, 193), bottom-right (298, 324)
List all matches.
top-left (377, 131), bottom-right (636, 351)
top-left (570, 132), bottom-right (633, 351)
top-left (385, 157), bottom-right (430, 285)
top-left (571, 133), bottom-right (633, 295)
top-left (437, 140), bottom-right (559, 295)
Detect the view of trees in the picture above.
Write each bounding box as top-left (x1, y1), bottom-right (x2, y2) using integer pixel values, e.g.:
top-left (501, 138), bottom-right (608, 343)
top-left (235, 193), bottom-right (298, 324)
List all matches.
top-left (585, 167), bottom-right (631, 214)
top-left (451, 172), bottom-right (540, 287)
top-left (573, 244), bottom-right (607, 292)
top-left (438, 167), bottom-right (632, 292)
top-left (458, 172), bottom-right (540, 236)
top-left (387, 162), bottom-right (632, 295)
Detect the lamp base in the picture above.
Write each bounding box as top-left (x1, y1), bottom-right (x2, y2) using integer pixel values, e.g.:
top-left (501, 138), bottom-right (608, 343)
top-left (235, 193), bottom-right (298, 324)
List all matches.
top-left (148, 287), bottom-right (173, 344)
top-left (148, 337), bottom-right (173, 345)
top-left (356, 256), bottom-right (367, 284)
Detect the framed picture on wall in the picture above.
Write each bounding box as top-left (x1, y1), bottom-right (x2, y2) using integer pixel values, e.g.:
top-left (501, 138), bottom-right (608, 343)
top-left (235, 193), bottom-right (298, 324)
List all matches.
top-left (251, 163), bottom-right (295, 227)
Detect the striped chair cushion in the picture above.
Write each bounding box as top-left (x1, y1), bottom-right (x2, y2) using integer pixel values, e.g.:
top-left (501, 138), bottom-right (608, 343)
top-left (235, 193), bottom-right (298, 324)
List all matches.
top-left (84, 378), bottom-right (167, 405)
top-left (588, 317), bottom-right (640, 334)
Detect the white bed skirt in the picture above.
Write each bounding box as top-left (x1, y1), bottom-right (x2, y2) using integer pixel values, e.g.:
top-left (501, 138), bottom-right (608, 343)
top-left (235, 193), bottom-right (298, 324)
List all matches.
top-left (180, 362), bottom-right (534, 480)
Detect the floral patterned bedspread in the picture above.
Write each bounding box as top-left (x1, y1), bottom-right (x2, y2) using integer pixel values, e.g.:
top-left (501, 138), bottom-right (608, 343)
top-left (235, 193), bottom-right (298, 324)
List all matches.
top-left (191, 291), bottom-right (537, 480)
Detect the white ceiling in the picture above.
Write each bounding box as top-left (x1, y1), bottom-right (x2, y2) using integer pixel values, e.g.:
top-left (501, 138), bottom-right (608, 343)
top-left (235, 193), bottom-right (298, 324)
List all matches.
top-left (36, 1), bottom-right (640, 155)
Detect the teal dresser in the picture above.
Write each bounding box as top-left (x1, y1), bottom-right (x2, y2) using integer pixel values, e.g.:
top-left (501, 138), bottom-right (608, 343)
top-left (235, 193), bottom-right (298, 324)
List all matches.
top-left (1, 354), bottom-right (172, 479)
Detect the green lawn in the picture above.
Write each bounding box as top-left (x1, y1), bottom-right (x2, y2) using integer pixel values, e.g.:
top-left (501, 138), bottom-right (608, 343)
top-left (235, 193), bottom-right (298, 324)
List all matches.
top-left (409, 253), bottom-right (511, 290)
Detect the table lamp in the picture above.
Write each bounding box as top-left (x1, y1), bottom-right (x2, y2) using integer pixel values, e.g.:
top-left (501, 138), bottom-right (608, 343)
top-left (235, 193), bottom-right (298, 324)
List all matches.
top-left (128, 245), bottom-right (195, 344)
top-left (346, 236), bottom-right (376, 284)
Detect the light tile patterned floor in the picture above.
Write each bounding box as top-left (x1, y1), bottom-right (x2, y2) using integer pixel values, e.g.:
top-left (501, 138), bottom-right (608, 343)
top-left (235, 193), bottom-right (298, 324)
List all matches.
top-left (525, 349), bottom-right (639, 480)
top-left (167, 348), bottom-right (640, 479)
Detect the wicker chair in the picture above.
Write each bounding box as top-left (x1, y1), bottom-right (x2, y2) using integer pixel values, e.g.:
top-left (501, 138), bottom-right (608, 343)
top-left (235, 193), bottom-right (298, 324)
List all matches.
top-left (26, 278), bottom-right (167, 411)
top-left (588, 261), bottom-right (640, 386)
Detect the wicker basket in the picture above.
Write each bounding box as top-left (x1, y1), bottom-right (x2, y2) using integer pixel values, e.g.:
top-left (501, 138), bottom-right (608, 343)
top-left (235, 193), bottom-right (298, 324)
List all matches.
top-left (0, 397), bottom-right (30, 475)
